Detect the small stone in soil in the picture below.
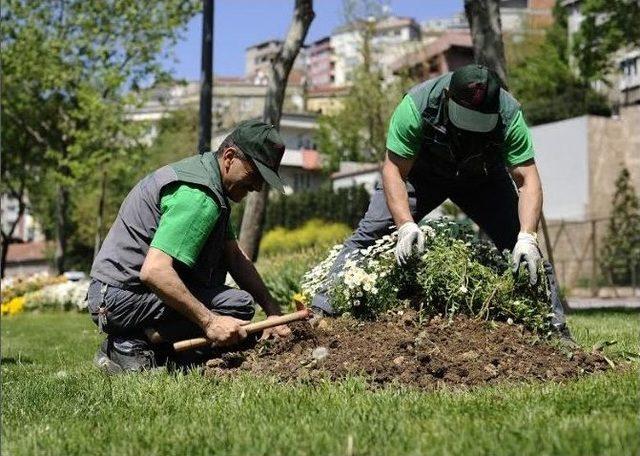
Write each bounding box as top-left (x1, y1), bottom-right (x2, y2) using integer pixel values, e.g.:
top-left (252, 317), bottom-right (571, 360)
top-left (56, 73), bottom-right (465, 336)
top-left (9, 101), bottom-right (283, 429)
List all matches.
top-left (312, 347), bottom-right (329, 361)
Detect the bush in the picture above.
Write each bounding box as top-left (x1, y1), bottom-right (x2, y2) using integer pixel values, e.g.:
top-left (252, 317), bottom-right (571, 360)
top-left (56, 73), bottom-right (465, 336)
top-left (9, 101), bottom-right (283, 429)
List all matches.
top-left (599, 168), bottom-right (640, 285)
top-left (256, 247), bottom-right (329, 310)
top-left (302, 218), bottom-right (555, 335)
top-left (231, 185), bottom-right (371, 234)
top-left (259, 219), bottom-right (351, 256)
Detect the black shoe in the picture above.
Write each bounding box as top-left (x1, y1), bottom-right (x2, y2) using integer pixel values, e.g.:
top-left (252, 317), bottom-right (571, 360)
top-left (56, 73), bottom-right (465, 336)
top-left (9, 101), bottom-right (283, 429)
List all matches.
top-left (93, 339), bottom-right (123, 374)
top-left (93, 336), bottom-right (159, 374)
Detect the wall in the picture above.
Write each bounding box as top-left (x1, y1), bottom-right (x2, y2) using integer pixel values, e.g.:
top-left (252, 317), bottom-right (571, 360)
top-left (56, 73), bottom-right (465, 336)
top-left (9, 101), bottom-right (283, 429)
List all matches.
top-left (588, 105), bottom-right (640, 219)
top-left (531, 116), bottom-right (590, 220)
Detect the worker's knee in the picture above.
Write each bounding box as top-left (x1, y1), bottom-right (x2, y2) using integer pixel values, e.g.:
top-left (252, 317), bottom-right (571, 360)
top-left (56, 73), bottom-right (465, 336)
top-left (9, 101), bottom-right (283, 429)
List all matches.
top-left (220, 289), bottom-right (256, 321)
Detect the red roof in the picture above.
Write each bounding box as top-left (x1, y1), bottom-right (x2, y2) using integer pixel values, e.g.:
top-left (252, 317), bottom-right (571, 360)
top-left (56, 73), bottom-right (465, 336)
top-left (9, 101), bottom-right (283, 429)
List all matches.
top-left (307, 85), bottom-right (350, 97)
top-left (390, 32), bottom-right (472, 73)
top-left (5, 241), bottom-right (51, 263)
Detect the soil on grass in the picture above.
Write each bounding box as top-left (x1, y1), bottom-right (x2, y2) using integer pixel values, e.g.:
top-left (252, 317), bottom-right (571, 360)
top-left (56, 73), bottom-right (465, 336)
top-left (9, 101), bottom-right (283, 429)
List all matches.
top-left (204, 311), bottom-right (610, 389)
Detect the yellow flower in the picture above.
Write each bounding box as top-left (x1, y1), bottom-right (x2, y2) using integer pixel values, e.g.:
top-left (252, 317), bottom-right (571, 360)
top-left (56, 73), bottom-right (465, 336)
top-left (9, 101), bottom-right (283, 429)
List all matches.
top-left (292, 292), bottom-right (309, 309)
top-left (1, 296), bottom-right (25, 316)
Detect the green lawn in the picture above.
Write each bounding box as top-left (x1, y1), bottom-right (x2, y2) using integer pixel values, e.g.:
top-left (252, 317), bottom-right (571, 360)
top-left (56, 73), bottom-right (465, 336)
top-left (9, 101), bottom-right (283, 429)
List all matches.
top-left (1, 311), bottom-right (638, 456)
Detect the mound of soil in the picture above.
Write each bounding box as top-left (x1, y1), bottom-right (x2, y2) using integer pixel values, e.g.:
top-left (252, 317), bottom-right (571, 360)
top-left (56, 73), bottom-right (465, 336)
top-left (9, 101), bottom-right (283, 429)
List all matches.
top-left (204, 312), bottom-right (609, 389)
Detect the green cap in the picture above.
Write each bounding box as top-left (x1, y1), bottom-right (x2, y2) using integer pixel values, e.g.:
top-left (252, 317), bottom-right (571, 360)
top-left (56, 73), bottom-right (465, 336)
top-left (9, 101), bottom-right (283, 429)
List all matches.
top-left (230, 119), bottom-right (286, 193)
top-left (447, 64), bottom-right (501, 133)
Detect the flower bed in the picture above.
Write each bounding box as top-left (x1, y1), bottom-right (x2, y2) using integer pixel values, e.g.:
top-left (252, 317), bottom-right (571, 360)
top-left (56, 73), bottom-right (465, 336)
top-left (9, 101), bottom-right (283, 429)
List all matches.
top-left (302, 218), bottom-right (554, 336)
top-left (23, 280), bottom-right (90, 312)
top-left (1, 274), bottom-right (89, 315)
top-left (1, 273), bottom-right (67, 304)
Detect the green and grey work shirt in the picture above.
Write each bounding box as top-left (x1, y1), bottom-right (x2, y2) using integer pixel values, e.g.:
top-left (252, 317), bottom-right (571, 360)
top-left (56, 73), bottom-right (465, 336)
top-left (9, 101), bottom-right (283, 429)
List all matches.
top-left (151, 183), bottom-right (235, 268)
top-left (386, 73), bottom-right (535, 181)
top-left (91, 152), bottom-right (233, 290)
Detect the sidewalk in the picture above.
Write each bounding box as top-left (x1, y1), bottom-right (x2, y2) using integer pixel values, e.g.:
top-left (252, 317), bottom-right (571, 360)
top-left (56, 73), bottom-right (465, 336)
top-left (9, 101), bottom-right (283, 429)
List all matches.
top-left (567, 297), bottom-right (640, 310)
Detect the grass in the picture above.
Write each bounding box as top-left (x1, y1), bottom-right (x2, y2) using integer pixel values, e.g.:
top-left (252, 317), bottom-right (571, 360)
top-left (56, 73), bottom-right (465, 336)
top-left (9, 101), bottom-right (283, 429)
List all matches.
top-left (1, 310), bottom-right (638, 455)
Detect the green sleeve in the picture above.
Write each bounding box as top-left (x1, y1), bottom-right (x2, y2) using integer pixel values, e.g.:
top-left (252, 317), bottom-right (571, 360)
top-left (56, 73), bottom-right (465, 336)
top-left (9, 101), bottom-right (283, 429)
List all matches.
top-left (150, 183), bottom-right (221, 267)
top-left (386, 95), bottom-right (424, 159)
top-left (503, 110), bottom-right (535, 166)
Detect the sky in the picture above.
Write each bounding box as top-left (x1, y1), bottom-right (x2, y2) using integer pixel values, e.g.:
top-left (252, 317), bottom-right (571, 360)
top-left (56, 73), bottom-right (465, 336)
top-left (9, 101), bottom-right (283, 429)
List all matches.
top-left (163, 0), bottom-right (464, 80)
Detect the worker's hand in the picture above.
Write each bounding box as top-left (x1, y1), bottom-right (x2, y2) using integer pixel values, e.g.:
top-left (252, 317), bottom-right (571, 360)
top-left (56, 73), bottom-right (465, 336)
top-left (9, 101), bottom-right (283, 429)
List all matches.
top-left (512, 232), bottom-right (542, 285)
top-left (395, 221), bottom-right (425, 265)
top-left (260, 315), bottom-right (291, 340)
top-left (202, 314), bottom-right (248, 347)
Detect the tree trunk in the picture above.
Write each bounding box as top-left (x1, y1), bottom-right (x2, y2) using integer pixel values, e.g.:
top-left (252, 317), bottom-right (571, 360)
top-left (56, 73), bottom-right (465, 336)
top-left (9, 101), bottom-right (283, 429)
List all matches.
top-left (93, 169), bottom-right (108, 260)
top-left (464, 0), bottom-right (508, 88)
top-left (0, 186), bottom-right (27, 278)
top-left (55, 184), bottom-right (70, 274)
top-left (198, 0), bottom-right (214, 154)
top-left (238, 0), bottom-right (315, 261)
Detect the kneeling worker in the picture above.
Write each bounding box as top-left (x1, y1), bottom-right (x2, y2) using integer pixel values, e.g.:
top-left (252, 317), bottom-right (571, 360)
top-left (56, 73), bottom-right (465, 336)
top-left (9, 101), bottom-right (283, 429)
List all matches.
top-left (88, 120), bottom-right (290, 373)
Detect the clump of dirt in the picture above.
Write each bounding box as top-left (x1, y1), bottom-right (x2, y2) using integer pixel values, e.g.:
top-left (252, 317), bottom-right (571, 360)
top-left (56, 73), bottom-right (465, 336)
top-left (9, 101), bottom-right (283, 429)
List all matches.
top-left (204, 312), bottom-right (609, 389)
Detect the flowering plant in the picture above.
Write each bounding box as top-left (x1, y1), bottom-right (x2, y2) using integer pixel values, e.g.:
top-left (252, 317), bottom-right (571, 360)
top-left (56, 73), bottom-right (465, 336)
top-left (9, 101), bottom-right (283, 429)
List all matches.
top-left (302, 218), bottom-right (554, 335)
top-left (1, 273), bottom-right (67, 304)
top-left (23, 281), bottom-right (90, 312)
top-left (1, 296), bottom-right (26, 316)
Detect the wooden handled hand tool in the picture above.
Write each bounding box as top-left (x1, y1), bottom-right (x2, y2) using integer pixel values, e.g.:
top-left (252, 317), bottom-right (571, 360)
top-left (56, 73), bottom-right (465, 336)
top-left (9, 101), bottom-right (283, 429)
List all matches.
top-left (172, 308), bottom-right (311, 352)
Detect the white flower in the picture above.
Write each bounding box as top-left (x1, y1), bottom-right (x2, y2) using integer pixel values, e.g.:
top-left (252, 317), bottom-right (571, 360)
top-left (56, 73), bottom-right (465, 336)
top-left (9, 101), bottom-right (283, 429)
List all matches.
top-left (459, 285), bottom-right (468, 294)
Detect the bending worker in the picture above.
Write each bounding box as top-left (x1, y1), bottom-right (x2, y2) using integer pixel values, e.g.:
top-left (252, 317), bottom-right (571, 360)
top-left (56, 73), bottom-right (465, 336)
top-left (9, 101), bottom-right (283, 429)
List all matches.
top-left (312, 64), bottom-right (570, 339)
top-left (88, 120), bottom-right (290, 373)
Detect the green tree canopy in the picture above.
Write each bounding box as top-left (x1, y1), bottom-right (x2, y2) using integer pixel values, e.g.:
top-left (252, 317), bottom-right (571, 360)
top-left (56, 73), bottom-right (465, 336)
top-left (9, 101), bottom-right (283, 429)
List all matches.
top-left (507, 3), bottom-right (611, 126)
top-left (573, 0), bottom-right (640, 84)
top-left (1, 0), bottom-right (199, 272)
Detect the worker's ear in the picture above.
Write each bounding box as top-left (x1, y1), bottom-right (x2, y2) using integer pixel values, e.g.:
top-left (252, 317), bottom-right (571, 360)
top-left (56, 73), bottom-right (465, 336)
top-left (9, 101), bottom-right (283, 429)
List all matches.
top-left (221, 146), bottom-right (237, 171)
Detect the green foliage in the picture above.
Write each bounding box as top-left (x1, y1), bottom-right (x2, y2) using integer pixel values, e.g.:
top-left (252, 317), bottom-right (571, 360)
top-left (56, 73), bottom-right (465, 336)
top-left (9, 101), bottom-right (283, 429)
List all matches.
top-left (305, 219), bottom-right (554, 334)
top-left (231, 185), bottom-right (371, 235)
top-left (256, 247), bottom-right (327, 309)
top-left (315, 2), bottom-right (404, 170)
top-left (573, 0), bottom-right (640, 84)
top-left (507, 3), bottom-right (611, 126)
top-left (316, 68), bottom-right (404, 170)
top-left (599, 168), bottom-right (640, 285)
top-left (139, 107), bottom-right (200, 178)
top-left (1, 0), bottom-right (199, 271)
top-left (260, 219), bottom-right (351, 256)
top-left (416, 234), bottom-right (552, 334)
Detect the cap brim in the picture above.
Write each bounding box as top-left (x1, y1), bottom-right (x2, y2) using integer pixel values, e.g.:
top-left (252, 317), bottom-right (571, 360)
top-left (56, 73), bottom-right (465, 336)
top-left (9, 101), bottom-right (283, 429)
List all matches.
top-left (253, 158), bottom-right (285, 193)
top-left (448, 99), bottom-right (499, 133)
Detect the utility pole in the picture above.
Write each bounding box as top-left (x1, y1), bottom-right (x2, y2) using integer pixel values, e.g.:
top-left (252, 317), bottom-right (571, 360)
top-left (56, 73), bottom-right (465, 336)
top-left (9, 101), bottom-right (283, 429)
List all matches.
top-left (198, 0), bottom-right (214, 153)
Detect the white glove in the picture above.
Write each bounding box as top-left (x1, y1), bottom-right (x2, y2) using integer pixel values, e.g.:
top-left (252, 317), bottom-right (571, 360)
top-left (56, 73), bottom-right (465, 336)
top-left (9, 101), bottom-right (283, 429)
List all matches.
top-left (512, 232), bottom-right (542, 285)
top-left (395, 222), bottom-right (425, 265)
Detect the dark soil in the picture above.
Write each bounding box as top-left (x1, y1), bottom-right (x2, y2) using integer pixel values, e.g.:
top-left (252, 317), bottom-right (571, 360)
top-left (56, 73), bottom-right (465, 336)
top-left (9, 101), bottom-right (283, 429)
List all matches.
top-left (204, 312), bottom-right (610, 389)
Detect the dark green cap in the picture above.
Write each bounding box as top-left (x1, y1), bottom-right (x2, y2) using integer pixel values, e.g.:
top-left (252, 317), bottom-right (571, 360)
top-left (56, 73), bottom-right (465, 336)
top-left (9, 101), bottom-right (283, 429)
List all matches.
top-left (448, 64), bottom-right (501, 133)
top-left (230, 119), bottom-right (286, 193)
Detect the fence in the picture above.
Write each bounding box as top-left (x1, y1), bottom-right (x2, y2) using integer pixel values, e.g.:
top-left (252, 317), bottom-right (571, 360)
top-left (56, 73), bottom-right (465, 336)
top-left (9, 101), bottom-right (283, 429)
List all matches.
top-left (537, 217), bottom-right (639, 297)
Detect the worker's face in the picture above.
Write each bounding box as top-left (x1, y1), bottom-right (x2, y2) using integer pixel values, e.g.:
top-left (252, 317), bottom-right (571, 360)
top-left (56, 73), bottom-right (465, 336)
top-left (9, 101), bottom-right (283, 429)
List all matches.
top-left (443, 88), bottom-right (492, 155)
top-left (220, 147), bottom-right (264, 202)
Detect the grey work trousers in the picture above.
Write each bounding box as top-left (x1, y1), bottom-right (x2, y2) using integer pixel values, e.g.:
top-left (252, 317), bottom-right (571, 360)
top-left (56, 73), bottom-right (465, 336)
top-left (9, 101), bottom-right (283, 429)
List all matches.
top-left (87, 278), bottom-right (255, 338)
top-left (312, 170), bottom-right (567, 330)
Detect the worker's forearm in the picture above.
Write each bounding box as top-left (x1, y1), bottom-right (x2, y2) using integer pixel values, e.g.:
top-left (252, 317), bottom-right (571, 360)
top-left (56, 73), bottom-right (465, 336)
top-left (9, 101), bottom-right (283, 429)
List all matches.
top-left (382, 165), bottom-right (413, 228)
top-left (229, 249), bottom-right (281, 316)
top-left (142, 267), bottom-right (212, 328)
top-left (517, 182), bottom-right (542, 234)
